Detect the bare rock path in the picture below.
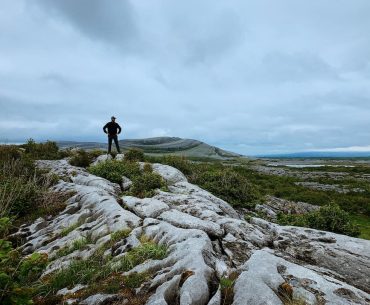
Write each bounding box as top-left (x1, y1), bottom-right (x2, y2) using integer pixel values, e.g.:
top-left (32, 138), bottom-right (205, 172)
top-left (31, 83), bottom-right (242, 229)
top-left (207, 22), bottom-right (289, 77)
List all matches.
top-left (13, 159), bottom-right (370, 305)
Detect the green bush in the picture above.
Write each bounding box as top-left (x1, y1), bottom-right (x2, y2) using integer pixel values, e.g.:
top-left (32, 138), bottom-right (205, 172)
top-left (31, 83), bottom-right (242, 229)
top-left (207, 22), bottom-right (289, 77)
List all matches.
top-left (0, 147), bottom-right (64, 219)
top-left (0, 174), bottom-right (39, 217)
top-left (88, 159), bottom-right (164, 197)
top-left (143, 163), bottom-right (153, 173)
top-left (21, 139), bottom-right (59, 160)
top-left (130, 172), bottom-right (165, 198)
top-left (69, 149), bottom-right (105, 168)
top-left (191, 166), bottom-right (261, 208)
top-left (88, 160), bottom-right (141, 184)
top-left (69, 150), bottom-right (94, 168)
top-left (0, 218), bottom-right (48, 305)
top-left (0, 146), bottom-right (23, 164)
top-left (125, 148), bottom-right (145, 162)
top-left (278, 204), bottom-right (360, 237)
top-left (151, 156), bottom-right (261, 207)
top-left (0, 157), bottom-right (40, 217)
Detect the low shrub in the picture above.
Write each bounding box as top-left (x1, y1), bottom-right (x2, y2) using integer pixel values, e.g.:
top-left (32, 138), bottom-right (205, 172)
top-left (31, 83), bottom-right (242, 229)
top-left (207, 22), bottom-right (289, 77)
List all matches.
top-left (69, 150), bottom-right (94, 168)
top-left (152, 156), bottom-right (260, 207)
top-left (21, 139), bottom-right (59, 160)
top-left (88, 160), bottom-right (141, 184)
top-left (277, 204), bottom-right (360, 237)
top-left (0, 218), bottom-right (48, 305)
top-left (125, 148), bottom-right (145, 162)
top-left (191, 166), bottom-right (261, 208)
top-left (219, 272), bottom-right (238, 305)
top-left (88, 159), bottom-right (165, 198)
top-left (0, 157), bottom-right (64, 219)
top-left (143, 163), bottom-right (153, 173)
top-left (0, 159), bottom-right (39, 217)
top-left (0, 146), bottom-right (23, 164)
top-left (68, 149), bottom-right (105, 168)
top-left (130, 172), bottom-right (165, 198)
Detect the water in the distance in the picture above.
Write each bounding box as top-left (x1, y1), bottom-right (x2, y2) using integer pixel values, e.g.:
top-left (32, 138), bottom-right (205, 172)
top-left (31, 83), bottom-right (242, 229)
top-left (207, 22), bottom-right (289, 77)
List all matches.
top-left (267, 163), bottom-right (355, 168)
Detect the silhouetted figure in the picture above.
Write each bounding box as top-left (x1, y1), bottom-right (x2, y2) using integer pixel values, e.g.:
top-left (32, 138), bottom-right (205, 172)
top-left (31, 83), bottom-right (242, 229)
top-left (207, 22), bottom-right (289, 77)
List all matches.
top-left (103, 116), bottom-right (122, 154)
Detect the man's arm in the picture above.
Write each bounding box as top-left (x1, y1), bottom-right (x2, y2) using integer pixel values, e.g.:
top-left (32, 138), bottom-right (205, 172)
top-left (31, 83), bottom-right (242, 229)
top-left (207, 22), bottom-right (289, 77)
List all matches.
top-left (117, 123), bottom-right (122, 134)
top-left (103, 123), bottom-right (108, 134)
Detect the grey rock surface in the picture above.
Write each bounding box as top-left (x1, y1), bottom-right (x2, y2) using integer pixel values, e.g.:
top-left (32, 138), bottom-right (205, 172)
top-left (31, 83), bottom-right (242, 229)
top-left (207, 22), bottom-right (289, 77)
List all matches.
top-left (234, 249), bottom-right (370, 305)
top-left (14, 159), bottom-right (370, 305)
top-left (80, 294), bottom-right (121, 305)
top-left (255, 195), bottom-right (320, 221)
top-left (295, 181), bottom-right (365, 193)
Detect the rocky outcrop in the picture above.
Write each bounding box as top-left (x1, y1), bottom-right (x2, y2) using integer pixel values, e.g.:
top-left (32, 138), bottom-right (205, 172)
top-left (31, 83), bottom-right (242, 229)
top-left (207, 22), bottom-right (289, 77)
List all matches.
top-left (14, 159), bottom-right (370, 305)
top-left (254, 195), bottom-right (319, 221)
top-left (295, 181), bottom-right (365, 193)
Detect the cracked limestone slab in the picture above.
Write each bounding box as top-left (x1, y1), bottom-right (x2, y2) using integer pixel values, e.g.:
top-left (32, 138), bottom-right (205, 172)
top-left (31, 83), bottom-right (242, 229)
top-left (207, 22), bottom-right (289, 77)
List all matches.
top-left (15, 165), bottom-right (140, 261)
top-left (151, 163), bottom-right (188, 184)
top-left (272, 225), bottom-right (370, 293)
top-left (124, 219), bottom-right (215, 305)
top-left (233, 249), bottom-right (370, 305)
top-left (167, 182), bottom-right (240, 219)
top-left (158, 209), bottom-right (224, 238)
top-left (91, 153), bottom-right (125, 166)
top-left (122, 196), bottom-right (170, 218)
top-left (71, 174), bottom-right (121, 195)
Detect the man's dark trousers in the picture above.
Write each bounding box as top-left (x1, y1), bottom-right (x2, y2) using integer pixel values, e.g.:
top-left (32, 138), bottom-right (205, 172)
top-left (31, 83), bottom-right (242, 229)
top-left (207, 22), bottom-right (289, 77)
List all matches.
top-left (108, 135), bottom-right (121, 153)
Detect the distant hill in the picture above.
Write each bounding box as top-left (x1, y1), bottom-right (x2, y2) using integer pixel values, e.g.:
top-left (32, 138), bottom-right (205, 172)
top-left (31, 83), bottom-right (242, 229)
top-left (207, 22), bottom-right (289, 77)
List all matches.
top-left (57, 137), bottom-right (242, 159)
top-left (258, 151), bottom-right (370, 159)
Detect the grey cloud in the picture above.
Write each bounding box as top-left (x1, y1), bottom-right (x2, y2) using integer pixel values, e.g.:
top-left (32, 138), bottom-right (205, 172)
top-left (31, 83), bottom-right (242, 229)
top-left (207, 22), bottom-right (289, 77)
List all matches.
top-left (1, 0), bottom-right (370, 154)
top-left (40, 73), bottom-right (73, 87)
top-left (258, 52), bottom-right (338, 83)
top-left (35, 0), bottom-right (137, 49)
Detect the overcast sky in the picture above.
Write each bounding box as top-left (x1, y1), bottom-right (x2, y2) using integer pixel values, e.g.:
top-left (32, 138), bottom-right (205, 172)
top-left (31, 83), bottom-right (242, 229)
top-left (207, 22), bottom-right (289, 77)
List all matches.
top-left (1, 0), bottom-right (370, 155)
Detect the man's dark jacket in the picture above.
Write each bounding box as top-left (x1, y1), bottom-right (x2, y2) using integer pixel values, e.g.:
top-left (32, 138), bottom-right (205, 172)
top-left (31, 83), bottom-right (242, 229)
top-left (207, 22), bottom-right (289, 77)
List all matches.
top-left (103, 122), bottom-right (122, 136)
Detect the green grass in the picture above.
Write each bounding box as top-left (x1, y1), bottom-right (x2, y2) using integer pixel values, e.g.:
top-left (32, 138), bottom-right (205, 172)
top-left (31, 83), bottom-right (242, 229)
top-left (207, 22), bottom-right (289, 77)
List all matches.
top-left (116, 238), bottom-right (167, 272)
top-left (294, 165), bottom-right (370, 175)
top-left (69, 149), bottom-right (104, 168)
top-left (110, 229), bottom-right (131, 243)
top-left (88, 159), bottom-right (142, 184)
top-left (350, 214), bottom-right (370, 239)
top-left (60, 221), bottom-right (83, 237)
top-left (38, 235), bottom-right (167, 298)
top-left (277, 204), bottom-right (360, 237)
top-left (88, 159), bottom-right (166, 198)
top-left (38, 251), bottom-right (112, 295)
top-left (54, 237), bottom-right (91, 259)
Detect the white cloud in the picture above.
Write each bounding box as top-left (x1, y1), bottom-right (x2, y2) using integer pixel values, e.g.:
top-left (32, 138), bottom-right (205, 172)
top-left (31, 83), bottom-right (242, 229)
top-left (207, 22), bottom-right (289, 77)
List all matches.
top-left (312, 145), bottom-right (370, 152)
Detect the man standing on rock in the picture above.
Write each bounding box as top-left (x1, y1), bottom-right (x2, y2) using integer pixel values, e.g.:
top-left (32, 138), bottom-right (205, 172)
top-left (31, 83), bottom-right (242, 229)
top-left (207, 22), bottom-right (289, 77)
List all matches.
top-left (103, 116), bottom-right (122, 154)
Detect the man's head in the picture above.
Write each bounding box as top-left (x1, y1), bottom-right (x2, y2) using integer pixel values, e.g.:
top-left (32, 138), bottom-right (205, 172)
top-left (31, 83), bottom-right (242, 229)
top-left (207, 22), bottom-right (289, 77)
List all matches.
top-left (111, 116), bottom-right (116, 122)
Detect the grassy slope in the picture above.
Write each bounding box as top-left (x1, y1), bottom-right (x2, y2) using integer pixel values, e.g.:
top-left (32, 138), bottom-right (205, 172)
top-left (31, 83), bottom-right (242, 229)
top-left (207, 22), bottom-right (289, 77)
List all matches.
top-left (57, 137), bottom-right (241, 159)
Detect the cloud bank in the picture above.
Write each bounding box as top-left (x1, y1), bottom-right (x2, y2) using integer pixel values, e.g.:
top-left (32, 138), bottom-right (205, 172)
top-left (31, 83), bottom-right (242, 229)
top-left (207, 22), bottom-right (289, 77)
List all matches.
top-left (1, 0), bottom-right (370, 155)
